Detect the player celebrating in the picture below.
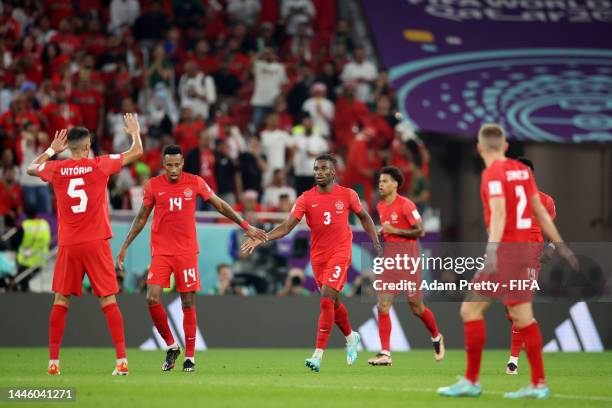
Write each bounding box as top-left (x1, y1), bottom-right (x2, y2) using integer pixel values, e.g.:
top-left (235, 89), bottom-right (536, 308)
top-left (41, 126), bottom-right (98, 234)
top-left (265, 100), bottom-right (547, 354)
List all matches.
top-left (368, 166), bottom-right (444, 366)
top-left (241, 154), bottom-right (382, 372)
top-left (116, 144), bottom-right (267, 373)
top-left (437, 124), bottom-right (578, 399)
top-left (505, 157), bottom-right (556, 375)
top-left (25, 114), bottom-right (143, 376)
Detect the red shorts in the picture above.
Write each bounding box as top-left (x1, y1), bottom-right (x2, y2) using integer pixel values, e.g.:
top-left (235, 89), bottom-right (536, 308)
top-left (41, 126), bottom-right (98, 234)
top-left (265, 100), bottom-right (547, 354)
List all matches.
top-left (312, 251), bottom-right (351, 292)
top-left (53, 239), bottom-right (118, 297)
top-left (148, 254), bottom-right (200, 292)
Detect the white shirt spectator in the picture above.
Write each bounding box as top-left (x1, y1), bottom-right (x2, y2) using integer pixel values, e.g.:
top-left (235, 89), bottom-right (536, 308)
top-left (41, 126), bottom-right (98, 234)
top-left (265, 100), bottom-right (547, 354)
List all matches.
top-left (251, 60), bottom-right (287, 108)
top-left (206, 124), bottom-right (246, 160)
top-left (108, 0), bottom-right (140, 34)
top-left (302, 97), bottom-right (334, 137)
top-left (341, 60), bottom-right (378, 103)
top-left (263, 185), bottom-right (297, 209)
top-left (281, 0), bottom-right (315, 36)
top-left (19, 137), bottom-right (45, 187)
top-left (0, 88), bottom-right (12, 114)
top-left (260, 129), bottom-right (294, 184)
top-left (178, 72), bottom-right (217, 121)
top-left (227, 0), bottom-right (261, 25)
top-left (292, 129), bottom-right (328, 177)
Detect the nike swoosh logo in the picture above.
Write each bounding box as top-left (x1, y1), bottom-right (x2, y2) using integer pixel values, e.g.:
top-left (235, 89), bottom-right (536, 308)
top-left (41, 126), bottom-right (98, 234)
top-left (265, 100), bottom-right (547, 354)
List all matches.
top-left (328, 279), bottom-right (338, 282)
top-left (158, 192), bottom-right (166, 195)
top-left (319, 329), bottom-right (329, 332)
top-left (186, 283), bottom-right (196, 287)
top-left (311, 204), bottom-right (319, 207)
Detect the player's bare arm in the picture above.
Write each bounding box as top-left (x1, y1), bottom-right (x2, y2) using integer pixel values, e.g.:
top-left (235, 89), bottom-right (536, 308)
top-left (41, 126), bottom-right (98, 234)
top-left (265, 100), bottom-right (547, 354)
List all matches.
top-left (355, 209), bottom-right (383, 257)
top-left (26, 129), bottom-right (68, 176)
top-left (483, 196), bottom-right (506, 272)
top-left (120, 113), bottom-right (144, 166)
top-left (241, 215), bottom-right (300, 255)
top-left (380, 221), bottom-right (425, 238)
top-left (530, 194), bottom-right (578, 271)
top-left (208, 194), bottom-right (268, 242)
top-left (116, 203), bottom-right (153, 272)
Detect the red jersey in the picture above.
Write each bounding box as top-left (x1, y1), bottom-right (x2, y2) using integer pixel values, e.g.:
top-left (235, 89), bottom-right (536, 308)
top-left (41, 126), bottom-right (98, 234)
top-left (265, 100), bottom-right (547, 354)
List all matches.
top-left (480, 159), bottom-right (539, 243)
top-left (377, 195), bottom-right (422, 243)
top-left (37, 154), bottom-right (124, 246)
top-left (290, 184), bottom-right (362, 262)
top-left (143, 172), bottom-right (214, 256)
top-left (71, 88), bottom-right (103, 131)
top-left (529, 191), bottom-right (556, 242)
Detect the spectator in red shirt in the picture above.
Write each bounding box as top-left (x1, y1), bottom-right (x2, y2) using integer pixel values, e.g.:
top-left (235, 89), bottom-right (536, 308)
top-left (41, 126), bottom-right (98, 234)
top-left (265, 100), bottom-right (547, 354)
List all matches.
top-left (342, 127), bottom-right (381, 209)
top-left (71, 71), bottom-right (104, 136)
top-left (333, 81), bottom-right (369, 151)
top-left (81, 18), bottom-right (107, 58)
top-left (44, 0), bottom-right (73, 29)
top-left (368, 95), bottom-right (395, 149)
top-left (0, 94), bottom-right (41, 149)
top-left (0, 167), bottom-right (23, 229)
top-left (173, 107), bottom-right (205, 154)
top-left (202, 4), bottom-right (228, 46)
top-left (42, 84), bottom-right (83, 137)
top-left (41, 42), bottom-right (68, 79)
top-left (184, 131), bottom-right (218, 206)
top-left (188, 40), bottom-right (219, 74)
top-left (0, 3), bottom-right (20, 44)
top-left (50, 18), bottom-right (81, 56)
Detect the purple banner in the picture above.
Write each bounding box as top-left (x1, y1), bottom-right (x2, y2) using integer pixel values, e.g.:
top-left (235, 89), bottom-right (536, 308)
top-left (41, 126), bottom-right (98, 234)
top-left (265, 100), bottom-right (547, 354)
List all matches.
top-left (362, 0), bottom-right (612, 142)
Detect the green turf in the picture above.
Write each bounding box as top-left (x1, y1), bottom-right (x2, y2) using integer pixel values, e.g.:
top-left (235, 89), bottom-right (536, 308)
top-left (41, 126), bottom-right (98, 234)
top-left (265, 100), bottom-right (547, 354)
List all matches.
top-left (1, 348), bottom-right (611, 407)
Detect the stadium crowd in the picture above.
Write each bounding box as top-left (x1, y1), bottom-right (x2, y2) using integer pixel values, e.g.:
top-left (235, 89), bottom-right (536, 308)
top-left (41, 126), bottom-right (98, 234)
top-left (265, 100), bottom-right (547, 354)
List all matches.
top-left (0, 0), bottom-right (431, 293)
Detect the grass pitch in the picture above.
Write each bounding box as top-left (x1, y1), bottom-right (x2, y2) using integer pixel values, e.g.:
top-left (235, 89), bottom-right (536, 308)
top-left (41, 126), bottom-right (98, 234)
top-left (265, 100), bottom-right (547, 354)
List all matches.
top-left (1, 348), bottom-right (611, 407)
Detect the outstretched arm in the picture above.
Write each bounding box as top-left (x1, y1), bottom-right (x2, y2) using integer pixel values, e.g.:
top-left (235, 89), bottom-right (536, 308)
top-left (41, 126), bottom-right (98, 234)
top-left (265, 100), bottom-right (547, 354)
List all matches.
top-left (355, 208), bottom-right (383, 256)
top-left (121, 113), bottom-right (144, 166)
top-left (241, 215), bottom-right (300, 254)
top-left (116, 203), bottom-right (153, 272)
top-left (381, 221), bottom-right (425, 239)
top-left (26, 129), bottom-right (68, 176)
top-left (208, 194), bottom-right (268, 242)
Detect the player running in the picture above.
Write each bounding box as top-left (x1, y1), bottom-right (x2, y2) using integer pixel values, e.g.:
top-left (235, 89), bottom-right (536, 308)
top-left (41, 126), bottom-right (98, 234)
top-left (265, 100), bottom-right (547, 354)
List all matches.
top-left (368, 166), bottom-right (444, 366)
top-left (505, 157), bottom-right (556, 375)
top-left (241, 154), bottom-right (382, 373)
top-left (26, 114), bottom-right (143, 376)
top-left (116, 144), bottom-right (267, 373)
top-left (437, 124), bottom-right (578, 399)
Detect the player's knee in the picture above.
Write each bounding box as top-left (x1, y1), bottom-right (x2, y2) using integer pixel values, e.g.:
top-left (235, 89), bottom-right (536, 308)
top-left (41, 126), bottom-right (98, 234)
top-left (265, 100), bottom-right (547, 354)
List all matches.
top-left (146, 293), bottom-right (161, 305)
top-left (460, 302), bottom-right (478, 321)
top-left (181, 298), bottom-right (194, 308)
top-left (54, 293), bottom-right (70, 307)
top-left (409, 301), bottom-right (425, 316)
top-left (377, 302), bottom-right (391, 314)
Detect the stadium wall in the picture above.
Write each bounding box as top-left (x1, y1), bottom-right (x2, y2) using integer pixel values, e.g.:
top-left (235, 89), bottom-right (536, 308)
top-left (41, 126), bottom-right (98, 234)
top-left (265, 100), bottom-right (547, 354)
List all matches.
top-left (1, 294), bottom-right (609, 351)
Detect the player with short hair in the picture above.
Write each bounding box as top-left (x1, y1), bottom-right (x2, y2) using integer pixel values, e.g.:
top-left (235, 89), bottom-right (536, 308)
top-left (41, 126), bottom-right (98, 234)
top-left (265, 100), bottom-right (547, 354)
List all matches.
top-left (437, 124), bottom-right (578, 399)
top-left (367, 166), bottom-right (444, 366)
top-left (504, 157), bottom-right (556, 375)
top-left (116, 144), bottom-right (267, 373)
top-left (241, 154), bottom-right (383, 372)
top-left (26, 114), bottom-right (143, 376)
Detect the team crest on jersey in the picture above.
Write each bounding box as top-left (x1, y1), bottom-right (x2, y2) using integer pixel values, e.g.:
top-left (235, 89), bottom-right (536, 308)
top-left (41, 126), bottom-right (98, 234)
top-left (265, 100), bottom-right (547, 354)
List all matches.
top-left (391, 212), bottom-right (398, 221)
top-left (335, 200), bottom-right (344, 210)
top-left (184, 188), bottom-right (193, 198)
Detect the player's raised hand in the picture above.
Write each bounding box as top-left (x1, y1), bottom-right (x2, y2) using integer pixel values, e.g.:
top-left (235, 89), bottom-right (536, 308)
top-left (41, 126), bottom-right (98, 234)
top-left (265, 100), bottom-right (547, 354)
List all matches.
top-left (116, 247), bottom-right (127, 273)
top-left (241, 238), bottom-right (263, 255)
top-left (49, 129), bottom-right (68, 154)
top-left (123, 113), bottom-right (140, 136)
top-left (244, 225), bottom-right (268, 242)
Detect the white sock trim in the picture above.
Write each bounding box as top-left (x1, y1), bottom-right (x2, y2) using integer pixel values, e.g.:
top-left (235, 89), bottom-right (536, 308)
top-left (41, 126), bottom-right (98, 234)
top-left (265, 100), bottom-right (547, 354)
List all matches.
top-left (380, 350), bottom-right (391, 356)
top-left (508, 356), bottom-right (519, 365)
top-left (312, 348), bottom-right (324, 360)
top-left (167, 342), bottom-right (179, 350)
top-left (49, 359), bottom-right (59, 367)
top-left (185, 356), bottom-right (195, 362)
top-left (432, 334), bottom-right (442, 342)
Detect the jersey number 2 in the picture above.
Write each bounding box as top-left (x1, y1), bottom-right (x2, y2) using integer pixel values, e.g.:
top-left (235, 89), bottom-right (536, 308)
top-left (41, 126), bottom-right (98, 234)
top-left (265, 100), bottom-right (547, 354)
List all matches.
top-left (515, 185), bottom-right (532, 229)
top-left (68, 178), bottom-right (88, 213)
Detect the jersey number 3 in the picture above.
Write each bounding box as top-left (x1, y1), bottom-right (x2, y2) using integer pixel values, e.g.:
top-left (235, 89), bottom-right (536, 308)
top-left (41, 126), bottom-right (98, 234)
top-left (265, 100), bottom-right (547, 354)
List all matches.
top-left (68, 178), bottom-right (88, 213)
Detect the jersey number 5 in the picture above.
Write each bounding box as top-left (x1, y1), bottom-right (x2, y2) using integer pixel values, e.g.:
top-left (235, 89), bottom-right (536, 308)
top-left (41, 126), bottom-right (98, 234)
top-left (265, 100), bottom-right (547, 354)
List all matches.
top-left (67, 178), bottom-right (88, 213)
top-left (515, 185), bottom-right (532, 229)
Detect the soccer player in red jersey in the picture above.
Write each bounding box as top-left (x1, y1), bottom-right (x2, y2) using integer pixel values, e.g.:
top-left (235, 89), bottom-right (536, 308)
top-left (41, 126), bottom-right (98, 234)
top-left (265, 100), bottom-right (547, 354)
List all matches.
top-left (116, 144), bottom-right (267, 373)
top-left (241, 154), bottom-right (382, 372)
top-left (438, 124), bottom-right (578, 399)
top-left (367, 166), bottom-right (444, 366)
top-left (25, 114), bottom-right (143, 376)
top-left (505, 157), bottom-right (556, 375)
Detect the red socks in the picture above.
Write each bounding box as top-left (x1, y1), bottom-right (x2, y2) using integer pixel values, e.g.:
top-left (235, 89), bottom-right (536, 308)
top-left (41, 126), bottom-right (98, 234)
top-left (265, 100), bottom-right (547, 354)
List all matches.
top-left (334, 302), bottom-right (352, 337)
top-left (520, 321), bottom-right (546, 386)
top-left (102, 303), bottom-right (126, 359)
top-left (182, 306), bottom-right (197, 358)
top-left (417, 307), bottom-right (440, 338)
top-left (510, 324), bottom-right (523, 358)
top-left (315, 298), bottom-right (335, 349)
top-left (378, 310), bottom-right (391, 351)
top-left (148, 303), bottom-right (176, 347)
top-left (464, 319), bottom-right (486, 383)
top-left (49, 304), bottom-right (68, 360)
